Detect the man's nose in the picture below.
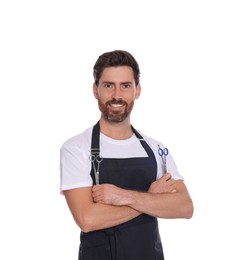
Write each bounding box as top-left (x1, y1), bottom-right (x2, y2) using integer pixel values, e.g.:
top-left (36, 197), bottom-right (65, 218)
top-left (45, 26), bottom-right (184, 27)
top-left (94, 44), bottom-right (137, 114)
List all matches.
top-left (111, 86), bottom-right (122, 99)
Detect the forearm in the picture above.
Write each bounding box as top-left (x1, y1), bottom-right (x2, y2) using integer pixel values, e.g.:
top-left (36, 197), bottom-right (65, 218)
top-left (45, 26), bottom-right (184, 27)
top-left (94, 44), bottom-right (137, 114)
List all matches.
top-left (93, 181), bottom-right (193, 219)
top-left (84, 203), bottom-right (141, 232)
top-left (124, 189), bottom-right (193, 219)
top-left (64, 187), bottom-right (141, 233)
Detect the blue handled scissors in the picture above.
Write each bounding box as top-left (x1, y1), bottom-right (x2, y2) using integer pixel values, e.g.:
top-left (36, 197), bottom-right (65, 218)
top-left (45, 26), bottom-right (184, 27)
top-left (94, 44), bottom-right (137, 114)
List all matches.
top-left (158, 144), bottom-right (168, 173)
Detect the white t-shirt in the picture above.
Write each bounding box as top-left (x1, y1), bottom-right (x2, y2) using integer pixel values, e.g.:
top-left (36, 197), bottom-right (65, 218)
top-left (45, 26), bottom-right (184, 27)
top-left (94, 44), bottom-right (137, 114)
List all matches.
top-left (60, 126), bottom-right (183, 193)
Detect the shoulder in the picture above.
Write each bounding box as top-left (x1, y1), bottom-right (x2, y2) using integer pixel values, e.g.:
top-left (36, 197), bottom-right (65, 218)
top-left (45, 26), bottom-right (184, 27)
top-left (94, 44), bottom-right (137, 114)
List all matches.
top-left (60, 127), bottom-right (93, 161)
top-left (135, 129), bottom-right (184, 180)
top-left (136, 130), bottom-right (165, 149)
top-left (61, 126), bottom-right (93, 151)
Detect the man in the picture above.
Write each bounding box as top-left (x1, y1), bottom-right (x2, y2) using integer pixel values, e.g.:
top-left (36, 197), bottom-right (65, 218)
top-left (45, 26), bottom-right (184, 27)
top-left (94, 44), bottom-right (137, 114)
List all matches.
top-left (60, 50), bottom-right (193, 260)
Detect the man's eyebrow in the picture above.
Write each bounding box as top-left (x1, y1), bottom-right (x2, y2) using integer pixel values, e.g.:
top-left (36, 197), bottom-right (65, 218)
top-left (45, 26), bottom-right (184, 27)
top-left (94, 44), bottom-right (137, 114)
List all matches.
top-left (101, 81), bottom-right (133, 85)
top-left (102, 81), bottom-right (114, 84)
top-left (121, 81), bottom-right (133, 84)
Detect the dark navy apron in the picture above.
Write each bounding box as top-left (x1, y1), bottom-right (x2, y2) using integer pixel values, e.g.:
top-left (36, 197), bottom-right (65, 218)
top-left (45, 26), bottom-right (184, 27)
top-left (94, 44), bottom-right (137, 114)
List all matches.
top-left (78, 121), bottom-right (164, 260)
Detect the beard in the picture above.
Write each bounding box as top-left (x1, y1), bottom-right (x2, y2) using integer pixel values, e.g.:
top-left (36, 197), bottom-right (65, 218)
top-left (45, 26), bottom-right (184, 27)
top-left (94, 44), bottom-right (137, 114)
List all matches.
top-left (98, 98), bottom-right (134, 123)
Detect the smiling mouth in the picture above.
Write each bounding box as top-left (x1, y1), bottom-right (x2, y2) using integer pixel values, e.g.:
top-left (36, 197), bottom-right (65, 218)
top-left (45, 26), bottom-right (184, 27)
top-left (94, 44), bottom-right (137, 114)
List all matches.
top-left (107, 99), bottom-right (127, 109)
top-left (110, 103), bottom-right (124, 108)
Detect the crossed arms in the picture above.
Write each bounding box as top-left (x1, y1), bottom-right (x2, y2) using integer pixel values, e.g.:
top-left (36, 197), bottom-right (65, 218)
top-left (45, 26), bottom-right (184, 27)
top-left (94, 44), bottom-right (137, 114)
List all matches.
top-left (63, 173), bottom-right (193, 233)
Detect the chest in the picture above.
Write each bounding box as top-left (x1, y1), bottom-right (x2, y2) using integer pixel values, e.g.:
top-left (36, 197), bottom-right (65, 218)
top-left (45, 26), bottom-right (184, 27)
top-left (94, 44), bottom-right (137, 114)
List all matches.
top-left (98, 156), bottom-right (157, 191)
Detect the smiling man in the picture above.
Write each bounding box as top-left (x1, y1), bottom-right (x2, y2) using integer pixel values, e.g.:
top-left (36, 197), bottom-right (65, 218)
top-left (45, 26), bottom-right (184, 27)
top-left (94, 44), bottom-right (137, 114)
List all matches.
top-left (94, 66), bottom-right (137, 124)
top-left (60, 50), bottom-right (193, 260)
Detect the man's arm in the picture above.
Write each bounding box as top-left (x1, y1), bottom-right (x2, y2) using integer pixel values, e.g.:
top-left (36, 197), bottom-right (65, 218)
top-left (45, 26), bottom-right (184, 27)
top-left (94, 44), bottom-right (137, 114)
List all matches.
top-left (92, 177), bottom-right (193, 219)
top-left (63, 187), bottom-right (141, 233)
top-left (63, 173), bottom-right (177, 232)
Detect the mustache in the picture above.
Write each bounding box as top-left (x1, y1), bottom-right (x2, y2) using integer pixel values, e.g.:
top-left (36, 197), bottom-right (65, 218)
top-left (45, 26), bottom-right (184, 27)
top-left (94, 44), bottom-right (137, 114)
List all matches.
top-left (107, 98), bottom-right (127, 105)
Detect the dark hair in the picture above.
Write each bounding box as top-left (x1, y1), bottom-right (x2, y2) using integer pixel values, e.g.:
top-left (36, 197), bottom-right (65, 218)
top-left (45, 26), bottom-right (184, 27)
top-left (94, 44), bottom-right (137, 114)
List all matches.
top-left (93, 50), bottom-right (140, 86)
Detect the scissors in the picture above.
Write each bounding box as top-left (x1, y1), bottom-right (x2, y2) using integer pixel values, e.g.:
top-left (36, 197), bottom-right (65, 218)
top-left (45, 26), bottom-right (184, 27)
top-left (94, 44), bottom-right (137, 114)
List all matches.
top-left (89, 151), bottom-right (103, 184)
top-left (158, 144), bottom-right (168, 173)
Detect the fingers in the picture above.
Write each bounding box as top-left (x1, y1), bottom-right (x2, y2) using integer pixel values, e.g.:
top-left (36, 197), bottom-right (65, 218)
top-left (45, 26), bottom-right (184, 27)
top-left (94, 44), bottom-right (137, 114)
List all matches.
top-left (163, 173), bottom-right (176, 184)
top-left (149, 173), bottom-right (177, 194)
top-left (92, 184), bottom-right (101, 192)
top-left (92, 185), bottom-right (103, 202)
top-left (166, 176), bottom-right (177, 192)
top-left (92, 184), bottom-right (116, 204)
top-left (163, 172), bottom-right (172, 181)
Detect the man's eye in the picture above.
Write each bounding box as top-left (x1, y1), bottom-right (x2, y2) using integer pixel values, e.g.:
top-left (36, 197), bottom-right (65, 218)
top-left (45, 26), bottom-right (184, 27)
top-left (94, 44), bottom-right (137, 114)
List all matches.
top-left (104, 84), bottom-right (112, 88)
top-left (123, 84), bottom-right (130, 89)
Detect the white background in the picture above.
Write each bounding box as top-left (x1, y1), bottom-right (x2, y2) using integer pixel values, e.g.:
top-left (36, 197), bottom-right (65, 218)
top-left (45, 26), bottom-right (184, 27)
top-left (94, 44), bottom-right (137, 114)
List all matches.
top-left (0, 0), bottom-right (234, 259)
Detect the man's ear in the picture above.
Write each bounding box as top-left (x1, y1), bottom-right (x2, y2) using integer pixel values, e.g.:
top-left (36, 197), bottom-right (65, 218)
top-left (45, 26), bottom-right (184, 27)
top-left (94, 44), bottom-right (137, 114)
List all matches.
top-left (93, 83), bottom-right (98, 99)
top-left (135, 84), bottom-right (141, 99)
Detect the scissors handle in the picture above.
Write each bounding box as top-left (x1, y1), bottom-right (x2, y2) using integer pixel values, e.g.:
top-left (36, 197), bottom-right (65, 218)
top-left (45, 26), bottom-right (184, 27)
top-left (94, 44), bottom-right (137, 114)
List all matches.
top-left (89, 154), bottom-right (95, 162)
top-left (96, 155), bottom-right (103, 163)
top-left (158, 147), bottom-right (168, 156)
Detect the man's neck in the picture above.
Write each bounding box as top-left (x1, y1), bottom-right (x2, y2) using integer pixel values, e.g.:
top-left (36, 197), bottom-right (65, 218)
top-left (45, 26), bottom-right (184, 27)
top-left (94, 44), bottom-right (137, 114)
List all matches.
top-left (99, 117), bottom-right (133, 140)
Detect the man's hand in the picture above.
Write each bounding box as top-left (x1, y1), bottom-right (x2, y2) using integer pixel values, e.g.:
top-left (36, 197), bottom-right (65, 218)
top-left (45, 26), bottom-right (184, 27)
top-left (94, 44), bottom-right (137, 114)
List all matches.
top-left (92, 173), bottom-right (176, 206)
top-left (92, 184), bottom-right (129, 205)
top-left (148, 173), bottom-right (176, 194)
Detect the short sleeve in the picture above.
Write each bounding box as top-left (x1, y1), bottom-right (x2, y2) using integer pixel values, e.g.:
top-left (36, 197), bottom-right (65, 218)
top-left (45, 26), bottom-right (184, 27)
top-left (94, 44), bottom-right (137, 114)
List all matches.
top-left (140, 133), bottom-right (184, 181)
top-left (60, 140), bottom-right (92, 194)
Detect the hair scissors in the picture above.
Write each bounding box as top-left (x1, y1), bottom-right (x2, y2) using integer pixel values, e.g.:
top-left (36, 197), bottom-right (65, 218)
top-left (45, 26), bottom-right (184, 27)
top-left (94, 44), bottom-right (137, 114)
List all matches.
top-left (158, 144), bottom-right (168, 173)
top-left (89, 151), bottom-right (103, 184)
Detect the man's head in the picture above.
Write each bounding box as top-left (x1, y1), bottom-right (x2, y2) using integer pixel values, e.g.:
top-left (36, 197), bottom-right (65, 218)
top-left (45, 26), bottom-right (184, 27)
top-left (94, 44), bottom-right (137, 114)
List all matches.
top-left (93, 50), bottom-right (141, 123)
top-left (93, 50), bottom-right (140, 86)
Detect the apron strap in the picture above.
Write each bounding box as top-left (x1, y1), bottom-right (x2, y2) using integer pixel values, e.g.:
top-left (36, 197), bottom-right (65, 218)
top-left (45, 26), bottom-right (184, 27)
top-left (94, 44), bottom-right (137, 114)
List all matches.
top-left (90, 121), bottom-right (158, 183)
top-left (131, 126), bottom-right (158, 170)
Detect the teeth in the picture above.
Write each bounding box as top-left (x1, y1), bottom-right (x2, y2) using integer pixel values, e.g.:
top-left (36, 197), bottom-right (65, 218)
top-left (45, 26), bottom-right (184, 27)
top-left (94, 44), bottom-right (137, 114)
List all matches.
top-left (111, 104), bottom-right (123, 107)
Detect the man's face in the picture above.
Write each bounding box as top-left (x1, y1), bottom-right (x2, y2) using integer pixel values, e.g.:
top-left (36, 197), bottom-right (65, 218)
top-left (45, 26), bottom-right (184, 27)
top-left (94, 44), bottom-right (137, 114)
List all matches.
top-left (93, 66), bottom-right (141, 123)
